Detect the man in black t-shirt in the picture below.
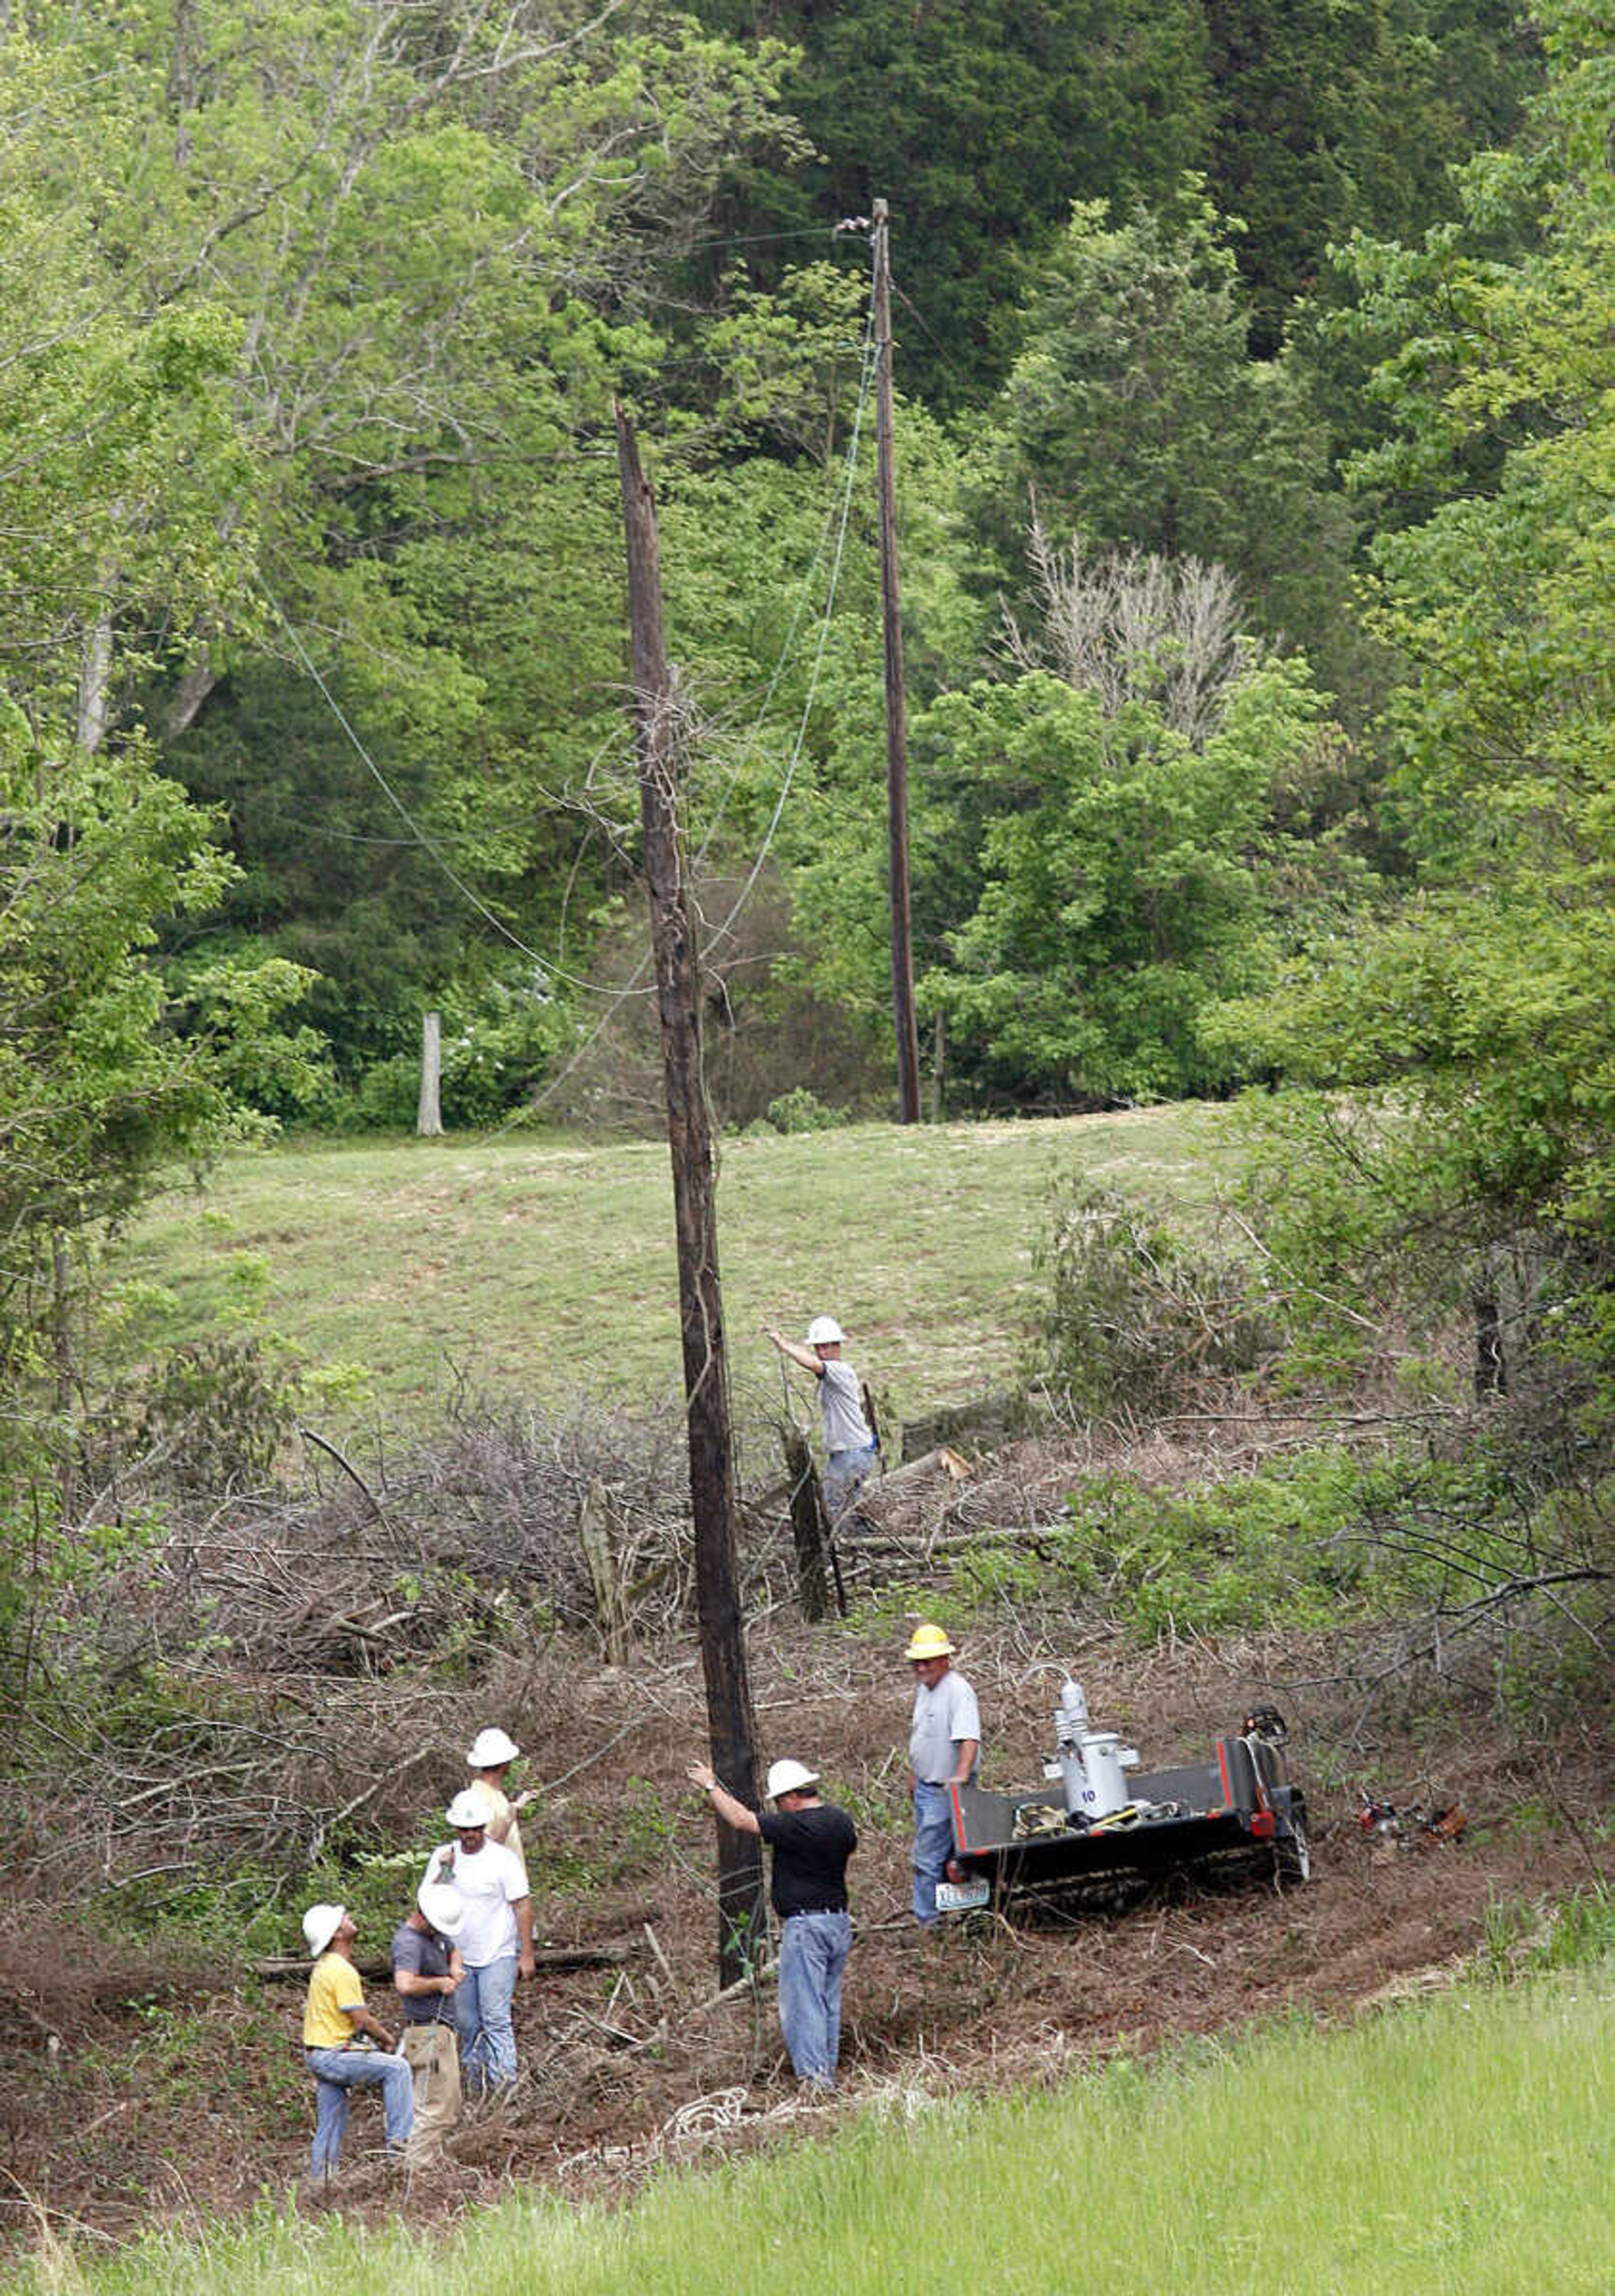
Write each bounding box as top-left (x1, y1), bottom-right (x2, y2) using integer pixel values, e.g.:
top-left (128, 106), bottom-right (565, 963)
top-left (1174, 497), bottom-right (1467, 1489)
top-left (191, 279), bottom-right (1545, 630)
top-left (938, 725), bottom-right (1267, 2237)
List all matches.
top-left (390, 1878), bottom-right (466, 2158)
top-left (688, 1754), bottom-right (857, 2091)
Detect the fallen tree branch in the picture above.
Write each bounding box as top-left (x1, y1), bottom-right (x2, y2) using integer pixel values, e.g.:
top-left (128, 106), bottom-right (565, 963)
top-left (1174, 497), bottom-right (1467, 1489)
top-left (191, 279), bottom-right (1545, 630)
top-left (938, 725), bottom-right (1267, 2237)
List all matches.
top-left (250, 1941), bottom-right (636, 1982)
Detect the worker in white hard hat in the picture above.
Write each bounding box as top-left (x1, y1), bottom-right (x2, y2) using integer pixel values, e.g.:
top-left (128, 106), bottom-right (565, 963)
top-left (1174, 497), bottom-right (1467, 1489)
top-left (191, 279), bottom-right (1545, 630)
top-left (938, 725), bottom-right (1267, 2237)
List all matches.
top-left (463, 1725), bottom-right (534, 1886)
top-left (424, 1789), bottom-right (535, 2100)
top-left (390, 1874), bottom-right (467, 2162)
top-left (766, 1314), bottom-right (879, 1522)
top-left (904, 1622), bottom-right (981, 1926)
top-left (299, 1902), bottom-right (414, 2186)
top-left (687, 1754), bottom-right (858, 2091)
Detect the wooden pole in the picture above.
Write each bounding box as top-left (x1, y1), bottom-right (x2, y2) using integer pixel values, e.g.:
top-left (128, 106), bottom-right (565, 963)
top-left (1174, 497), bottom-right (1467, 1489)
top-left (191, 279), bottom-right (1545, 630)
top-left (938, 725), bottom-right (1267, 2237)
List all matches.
top-left (417, 1010), bottom-right (443, 1135)
top-left (782, 1423), bottom-right (830, 1621)
top-left (614, 404), bottom-right (765, 1987)
top-left (873, 198), bottom-right (923, 1126)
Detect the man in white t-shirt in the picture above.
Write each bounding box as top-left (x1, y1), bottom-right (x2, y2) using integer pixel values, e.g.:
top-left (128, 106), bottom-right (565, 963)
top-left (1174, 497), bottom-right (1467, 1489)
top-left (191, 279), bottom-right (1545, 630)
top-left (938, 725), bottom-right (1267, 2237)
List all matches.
top-left (768, 1315), bottom-right (879, 1522)
top-left (904, 1621), bottom-right (981, 1926)
top-left (428, 1790), bottom-right (535, 2098)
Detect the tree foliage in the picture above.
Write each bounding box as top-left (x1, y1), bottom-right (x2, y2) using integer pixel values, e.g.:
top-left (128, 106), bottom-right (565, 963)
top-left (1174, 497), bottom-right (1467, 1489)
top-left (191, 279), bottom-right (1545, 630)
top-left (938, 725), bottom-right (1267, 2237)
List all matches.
top-left (913, 643), bottom-right (1352, 1106)
top-left (979, 188), bottom-right (1358, 682)
top-left (1207, 0), bottom-right (1613, 1403)
top-left (1199, 0), bottom-right (1540, 353)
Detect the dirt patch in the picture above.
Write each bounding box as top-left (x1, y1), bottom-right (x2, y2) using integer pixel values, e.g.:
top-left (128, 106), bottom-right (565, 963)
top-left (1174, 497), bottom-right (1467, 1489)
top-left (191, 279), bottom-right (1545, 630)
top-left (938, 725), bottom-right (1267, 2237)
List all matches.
top-left (3, 1614), bottom-right (1608, 2259)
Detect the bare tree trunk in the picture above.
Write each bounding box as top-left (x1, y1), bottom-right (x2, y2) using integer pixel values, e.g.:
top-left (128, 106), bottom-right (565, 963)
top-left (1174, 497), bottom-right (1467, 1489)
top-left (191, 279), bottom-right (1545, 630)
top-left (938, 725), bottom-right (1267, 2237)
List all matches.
top-left (417, 1011), bottom-right (443, 1135)
top-left (616, 404), bottom-right (764, 1987)
top-left (51, 1232), bottom-right (77, 1524)
top-left (167, 0), bottom-right (199, 162)
top-left (77, 615), bottom-right (114, 754)
top-left (166, 648), bottom-right (218, 739)
top-left (1473, 1288), bottom-right (1506, 1399)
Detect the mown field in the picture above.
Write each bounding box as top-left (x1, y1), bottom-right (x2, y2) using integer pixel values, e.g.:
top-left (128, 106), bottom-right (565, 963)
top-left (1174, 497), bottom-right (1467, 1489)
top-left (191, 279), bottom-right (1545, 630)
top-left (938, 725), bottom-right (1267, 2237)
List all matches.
top-left (112, 1106), bottom-right (1231, 1433)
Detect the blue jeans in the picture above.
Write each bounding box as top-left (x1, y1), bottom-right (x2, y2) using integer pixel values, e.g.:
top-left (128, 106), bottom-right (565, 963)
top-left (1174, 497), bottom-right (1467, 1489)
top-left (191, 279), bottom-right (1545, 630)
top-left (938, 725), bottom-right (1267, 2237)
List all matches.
top-left (455, 1954), bottom-right (518, 2095)
top-left (911, 1781), bottom-right (956, 1925)
top-left (824, 1442), bottom-right (878, 1523)
top-left (778, 1909), bottom-right (853, 2088)
top-left (304, 2047), bottom-right (414, 2179)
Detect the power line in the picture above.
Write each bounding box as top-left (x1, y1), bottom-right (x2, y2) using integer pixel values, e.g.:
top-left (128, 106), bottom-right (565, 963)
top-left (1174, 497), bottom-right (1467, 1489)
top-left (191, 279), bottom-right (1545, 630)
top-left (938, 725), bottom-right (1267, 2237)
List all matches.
top-left (701, 325), bottom-right (876, 959)
top-left (529, 300), bottom-right (879, 1109)
top-left (262, 299), bottom-right (877, 1010)
top-left (264, 598), bottom-right (654, 1000)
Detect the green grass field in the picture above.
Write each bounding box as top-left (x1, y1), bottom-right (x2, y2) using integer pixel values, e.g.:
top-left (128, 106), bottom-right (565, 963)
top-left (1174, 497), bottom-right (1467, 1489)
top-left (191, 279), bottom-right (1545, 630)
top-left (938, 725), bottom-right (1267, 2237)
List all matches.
top-left (16, 1963), bottom-right (1612, 2296)
top-left (111, 1106), bottom-right (1230, 1431)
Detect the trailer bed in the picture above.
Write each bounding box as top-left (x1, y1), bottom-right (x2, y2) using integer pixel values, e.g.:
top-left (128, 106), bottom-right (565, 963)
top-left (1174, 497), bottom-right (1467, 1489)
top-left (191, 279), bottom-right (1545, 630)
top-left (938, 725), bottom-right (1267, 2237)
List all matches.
top-left (939, 1729), bottom-right (1309, 1912)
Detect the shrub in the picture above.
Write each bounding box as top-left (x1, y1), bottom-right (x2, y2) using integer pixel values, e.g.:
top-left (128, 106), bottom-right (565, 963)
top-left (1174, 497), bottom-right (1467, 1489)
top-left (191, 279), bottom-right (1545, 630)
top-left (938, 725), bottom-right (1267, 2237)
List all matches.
top-left (1024, 1177), bottom-right (1278, 1419)
top-left (765, 1087), bottom-right (847, 1135)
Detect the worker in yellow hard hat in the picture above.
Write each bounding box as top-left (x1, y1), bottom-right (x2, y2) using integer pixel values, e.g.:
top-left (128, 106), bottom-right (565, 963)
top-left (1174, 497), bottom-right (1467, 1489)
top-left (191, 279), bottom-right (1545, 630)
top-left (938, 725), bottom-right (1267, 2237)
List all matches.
top-left (903, 1622), bottom-right (981, 1926)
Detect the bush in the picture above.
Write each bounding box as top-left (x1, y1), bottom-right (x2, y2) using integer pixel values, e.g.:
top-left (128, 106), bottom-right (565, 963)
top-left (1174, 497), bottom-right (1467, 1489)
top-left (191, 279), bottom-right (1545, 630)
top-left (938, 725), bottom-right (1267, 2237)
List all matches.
top-left (1025, 1177), bottom-right (1278, 1419)
top-left (1054, 1449), bottom-right (1377, 1636)
top-left (765, 1087), bottom-right (847, 1135)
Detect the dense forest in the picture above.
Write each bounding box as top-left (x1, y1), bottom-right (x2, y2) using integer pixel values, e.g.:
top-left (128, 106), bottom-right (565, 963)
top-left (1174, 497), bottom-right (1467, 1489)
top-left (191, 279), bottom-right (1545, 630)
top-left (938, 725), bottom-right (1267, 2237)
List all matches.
top-left (2, 0), bottom-right (1610, 1665)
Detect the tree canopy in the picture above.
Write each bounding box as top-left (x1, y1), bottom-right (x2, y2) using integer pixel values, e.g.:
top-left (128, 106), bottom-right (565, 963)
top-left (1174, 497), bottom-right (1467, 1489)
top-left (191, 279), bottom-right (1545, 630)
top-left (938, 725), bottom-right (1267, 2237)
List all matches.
top-left (1206, 0), bottom-right (1613, 1400)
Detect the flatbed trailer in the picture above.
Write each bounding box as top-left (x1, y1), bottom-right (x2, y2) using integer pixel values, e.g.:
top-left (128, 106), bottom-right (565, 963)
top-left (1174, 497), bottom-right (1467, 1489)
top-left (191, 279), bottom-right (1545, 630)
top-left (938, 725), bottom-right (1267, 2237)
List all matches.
top-left (936, 1716), bottom-right (1310, 1915)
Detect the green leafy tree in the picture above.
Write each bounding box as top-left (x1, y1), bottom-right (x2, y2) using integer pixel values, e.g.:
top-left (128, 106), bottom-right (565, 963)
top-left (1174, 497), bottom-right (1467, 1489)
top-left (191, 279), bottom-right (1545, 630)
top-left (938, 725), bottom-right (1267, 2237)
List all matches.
top-left (911, 641), bottom-right (1349, 1106)
top-left (979, 188), bottom-right (1358, 688)
top-left (0, 24), bottom-right (325, 1664)
top-left (1201, 0), bottom-right (1541, 354)
top-left (691, 0), bottom-right (1213, 405)
top-left (4, 0), bottom-right (795, 1095)
top-left (1204, 0), bottom-right (1613, 1402)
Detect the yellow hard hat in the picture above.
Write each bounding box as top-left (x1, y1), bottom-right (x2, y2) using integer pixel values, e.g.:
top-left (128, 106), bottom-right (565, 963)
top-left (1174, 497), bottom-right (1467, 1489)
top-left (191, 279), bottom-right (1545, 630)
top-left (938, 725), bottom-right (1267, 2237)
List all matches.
top-left (905, 1622), bottom-right (956, 1661)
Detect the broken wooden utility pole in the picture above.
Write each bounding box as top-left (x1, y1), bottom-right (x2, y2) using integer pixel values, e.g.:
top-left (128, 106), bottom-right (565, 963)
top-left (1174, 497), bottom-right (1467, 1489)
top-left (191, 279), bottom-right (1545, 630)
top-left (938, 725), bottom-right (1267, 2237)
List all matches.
top-left (614, 403), bottom-right (766, 1987)
top-left (872, 198), bottom-right (923, 1127)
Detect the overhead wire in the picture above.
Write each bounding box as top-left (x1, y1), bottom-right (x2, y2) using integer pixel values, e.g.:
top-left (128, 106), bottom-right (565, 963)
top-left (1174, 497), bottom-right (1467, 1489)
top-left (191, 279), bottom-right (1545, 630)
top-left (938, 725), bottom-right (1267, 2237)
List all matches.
top-left (264, 599), bottom-right (655, 1000)
top-left (525, 295), bottom-right (879, 1111)
top-left (699, 316), bottom-right (877, 961)
top-left (258, 242), bottom-right (879, 1019)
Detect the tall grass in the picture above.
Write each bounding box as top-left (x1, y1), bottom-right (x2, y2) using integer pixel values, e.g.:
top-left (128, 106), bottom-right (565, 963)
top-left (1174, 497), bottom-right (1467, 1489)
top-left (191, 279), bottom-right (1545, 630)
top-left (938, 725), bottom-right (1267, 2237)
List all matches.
top-left (19, 1964), bottom-right (1612, 2296)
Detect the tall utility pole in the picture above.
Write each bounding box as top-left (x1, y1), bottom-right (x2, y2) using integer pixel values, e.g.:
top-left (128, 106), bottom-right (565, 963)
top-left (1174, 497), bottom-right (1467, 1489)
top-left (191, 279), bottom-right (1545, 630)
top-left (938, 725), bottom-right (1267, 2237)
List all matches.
top-left (614, 405), bottom-right (765, 1987)
top-left (872, 199), bottom-right (923, 1126)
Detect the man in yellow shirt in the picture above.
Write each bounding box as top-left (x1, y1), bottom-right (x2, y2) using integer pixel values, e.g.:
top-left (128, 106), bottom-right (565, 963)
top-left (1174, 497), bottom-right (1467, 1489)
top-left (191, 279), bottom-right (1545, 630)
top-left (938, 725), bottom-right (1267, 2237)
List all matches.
top-left (301, 1902), bottom-right (414, 2185)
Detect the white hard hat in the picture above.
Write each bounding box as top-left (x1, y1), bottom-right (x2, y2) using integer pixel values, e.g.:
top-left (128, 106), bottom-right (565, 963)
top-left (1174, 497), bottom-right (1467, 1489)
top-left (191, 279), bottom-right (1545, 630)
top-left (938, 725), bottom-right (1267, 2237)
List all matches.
top-left (417, 1879), bottom-right (466, 1939)
top-left (466, 1727), bottom-right (520, 1767)
top-left (806, 1315), bottom-right (844, 1347)
top-left (302, 1902), bottom-right (346, 1957)
top-left (445, 1788), bottom-right (490, 1828)
top-left (766, 1759), bottom-right (819, 1801)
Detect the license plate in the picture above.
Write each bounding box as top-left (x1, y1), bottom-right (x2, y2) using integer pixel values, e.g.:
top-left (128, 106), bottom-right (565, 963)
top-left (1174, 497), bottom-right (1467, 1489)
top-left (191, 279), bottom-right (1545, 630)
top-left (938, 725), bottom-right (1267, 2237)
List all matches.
top-left (935, 1876), bottom-right (990, 1913)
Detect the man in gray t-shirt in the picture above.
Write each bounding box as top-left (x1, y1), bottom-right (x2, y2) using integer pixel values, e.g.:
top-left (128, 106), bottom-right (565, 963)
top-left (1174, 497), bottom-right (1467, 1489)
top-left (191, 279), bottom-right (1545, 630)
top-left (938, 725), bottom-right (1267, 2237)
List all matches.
top-left (768, 1315), bottom-right (879, 1522)
top-left (391, 1879), bottom-right (466, 2160)
top-left (904, 1622), bottom-right (981, 1926)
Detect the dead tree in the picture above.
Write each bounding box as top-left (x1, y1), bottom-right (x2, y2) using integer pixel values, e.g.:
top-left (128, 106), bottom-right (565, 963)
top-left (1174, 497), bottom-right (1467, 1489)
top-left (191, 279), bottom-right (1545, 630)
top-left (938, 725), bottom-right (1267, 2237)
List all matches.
top-left (617, 404), bottom-right (765, 1986)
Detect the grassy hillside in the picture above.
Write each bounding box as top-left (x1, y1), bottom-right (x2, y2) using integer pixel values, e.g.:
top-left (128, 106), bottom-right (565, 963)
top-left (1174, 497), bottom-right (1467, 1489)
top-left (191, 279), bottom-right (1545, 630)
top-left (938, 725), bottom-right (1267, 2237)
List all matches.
top-left (112, 1106), bottom-right (1230, 1431)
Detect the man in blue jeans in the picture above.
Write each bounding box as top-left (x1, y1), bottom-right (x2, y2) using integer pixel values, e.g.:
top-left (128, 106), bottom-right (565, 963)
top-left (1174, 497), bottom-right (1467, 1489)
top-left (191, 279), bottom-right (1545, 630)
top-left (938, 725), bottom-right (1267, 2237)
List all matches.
top-left (688, 1754), bottom-right (857, 2092)
top-left (905, 1622), bottom-right (981, 1925)
top-left (427, 1790), bottom-right (535, 2099)
top-left (767, 1316), bottom-right (880, 1523)
top-left (300, 1901), bottom-right (414, 2185)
